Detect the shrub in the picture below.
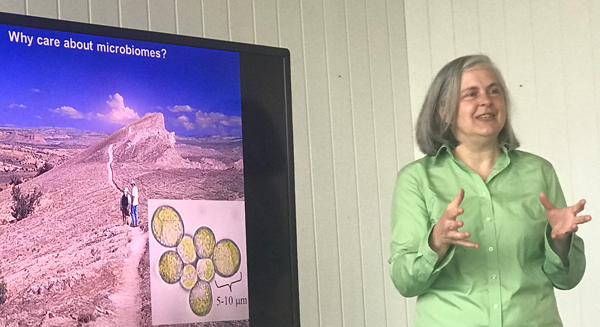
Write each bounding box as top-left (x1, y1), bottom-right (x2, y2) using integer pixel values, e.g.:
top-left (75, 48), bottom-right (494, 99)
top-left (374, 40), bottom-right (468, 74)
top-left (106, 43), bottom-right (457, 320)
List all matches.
top-left (8, 174), bottom-right (22, 186)
top-left (77, 313), bottom-right (96, 323)
top-left (35, 162), bottom-right (53, 177)
top-left (0, 281), bottom-right (6, 305)
top-left (10, 186), bottom-right (42, 221)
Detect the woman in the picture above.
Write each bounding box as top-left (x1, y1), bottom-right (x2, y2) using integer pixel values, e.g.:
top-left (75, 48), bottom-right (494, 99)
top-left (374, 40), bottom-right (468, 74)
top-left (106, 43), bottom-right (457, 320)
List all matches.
top-left (120, 187), bottom-right (130, 225)
top-left (389, 55), bottom-right (591, 327)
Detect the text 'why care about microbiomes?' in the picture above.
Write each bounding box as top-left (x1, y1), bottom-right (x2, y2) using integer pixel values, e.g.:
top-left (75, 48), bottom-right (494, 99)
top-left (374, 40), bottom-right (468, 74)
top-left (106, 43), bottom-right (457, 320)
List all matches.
top-left (7, 30), bottom-right (167, 58)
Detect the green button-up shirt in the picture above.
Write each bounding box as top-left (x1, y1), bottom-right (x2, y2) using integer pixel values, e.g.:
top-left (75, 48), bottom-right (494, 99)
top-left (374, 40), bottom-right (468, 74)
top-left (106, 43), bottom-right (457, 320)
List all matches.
top-left (389, 146), bottom-right (585, 327)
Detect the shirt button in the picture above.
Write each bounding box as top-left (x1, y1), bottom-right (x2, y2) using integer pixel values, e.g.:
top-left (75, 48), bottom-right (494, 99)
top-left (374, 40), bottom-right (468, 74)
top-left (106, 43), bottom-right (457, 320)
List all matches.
top-left (482, 192), bottom-right (487, 197)
top-left (493, 304), bottom-right (499, 309)
top-left (488, 247), bottom-right (494, 252)
top-left (486, 217), bottom-right (492, 222)
top-left (492, 274), bottom-right (497, 279)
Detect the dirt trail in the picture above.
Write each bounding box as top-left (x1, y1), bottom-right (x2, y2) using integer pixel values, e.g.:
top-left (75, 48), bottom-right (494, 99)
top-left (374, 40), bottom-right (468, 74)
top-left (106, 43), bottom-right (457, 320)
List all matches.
top-left (107, 144), bottom-right (118, 191)
top-left (107, 227), bottom-right (147, 327)
top-left (105, 142), bottom-right (147, 326)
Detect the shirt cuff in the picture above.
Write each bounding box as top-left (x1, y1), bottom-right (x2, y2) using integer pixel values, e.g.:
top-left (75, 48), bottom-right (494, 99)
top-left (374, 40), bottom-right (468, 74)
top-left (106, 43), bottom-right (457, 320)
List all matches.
top-left (420, 224), bottom-right (456, 272)
top-left (544, 223), bottom-right (572, 269)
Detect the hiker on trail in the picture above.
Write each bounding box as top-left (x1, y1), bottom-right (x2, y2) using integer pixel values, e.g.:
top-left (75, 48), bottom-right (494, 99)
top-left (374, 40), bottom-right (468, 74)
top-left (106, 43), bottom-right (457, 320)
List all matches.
top-left (130, 180), bottom-right (139, 227)
top-left (120, 187), bottom-right (130, 225)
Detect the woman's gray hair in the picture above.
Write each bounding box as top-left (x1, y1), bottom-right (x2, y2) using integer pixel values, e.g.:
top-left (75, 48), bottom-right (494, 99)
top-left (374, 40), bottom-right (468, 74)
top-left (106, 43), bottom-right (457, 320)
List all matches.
top-left (415, 54), bottom-right (520, 155)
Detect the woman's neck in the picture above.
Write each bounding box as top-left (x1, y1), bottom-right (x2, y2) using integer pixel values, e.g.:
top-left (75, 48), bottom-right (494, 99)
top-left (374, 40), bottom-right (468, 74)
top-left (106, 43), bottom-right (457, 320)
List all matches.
top-left (452, 141), bottom-right (501, 181)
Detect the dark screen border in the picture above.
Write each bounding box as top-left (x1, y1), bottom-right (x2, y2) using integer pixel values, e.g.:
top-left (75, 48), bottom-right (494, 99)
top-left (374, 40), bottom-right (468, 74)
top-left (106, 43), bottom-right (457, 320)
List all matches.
top-left (0, 11), bottom-right (300, 327)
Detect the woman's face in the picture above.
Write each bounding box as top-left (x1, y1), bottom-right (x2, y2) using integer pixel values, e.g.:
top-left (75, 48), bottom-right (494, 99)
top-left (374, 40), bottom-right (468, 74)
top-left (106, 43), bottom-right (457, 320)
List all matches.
top-left (454, 66), bottom-right (506, 146)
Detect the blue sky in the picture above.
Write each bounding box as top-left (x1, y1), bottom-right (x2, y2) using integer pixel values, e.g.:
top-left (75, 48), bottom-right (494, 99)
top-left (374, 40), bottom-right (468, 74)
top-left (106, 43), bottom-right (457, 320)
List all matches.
top-left (0, 23), bottom-right (242, 137)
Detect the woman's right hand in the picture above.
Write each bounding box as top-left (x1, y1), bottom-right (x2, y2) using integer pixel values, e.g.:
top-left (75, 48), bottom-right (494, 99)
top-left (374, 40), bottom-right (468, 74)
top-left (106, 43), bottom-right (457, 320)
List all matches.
top-left (428, 188), bottom-right (479, 259)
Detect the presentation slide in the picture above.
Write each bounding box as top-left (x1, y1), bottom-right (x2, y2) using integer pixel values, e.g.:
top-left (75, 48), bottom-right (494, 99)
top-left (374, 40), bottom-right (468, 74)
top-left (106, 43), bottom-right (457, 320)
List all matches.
top-left (0, 22), bottom-right (249, 326)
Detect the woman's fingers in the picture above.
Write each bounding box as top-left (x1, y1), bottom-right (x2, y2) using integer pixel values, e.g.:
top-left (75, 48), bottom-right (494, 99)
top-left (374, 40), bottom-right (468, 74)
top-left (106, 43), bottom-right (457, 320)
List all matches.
top-left (431, 189), bottom-right (477, 253)
top-left (453, 240), bottom-right (480, 249)
top-left (572, 199), bottom-right (586, 215)
top-left (551, 215), bottom-right (591, 239)
top-left (442, 223), bottom-right (477, 246)
top-left (448, 230), bottom-right (470, 241)
top-left (439, 216), bottom-right (464, 231)
top-left (450, 230), bottom-right (479, 249)
top-left (542, 195), bottom-right (591, 237)
top-left (575, 214), bottom-right (592, 225)
top-left (442, 207), bottom-right (464, 222)
top-left (447, 188), bottom-right (465, 210)
top-left (454, 219), bottom-right (464, 229)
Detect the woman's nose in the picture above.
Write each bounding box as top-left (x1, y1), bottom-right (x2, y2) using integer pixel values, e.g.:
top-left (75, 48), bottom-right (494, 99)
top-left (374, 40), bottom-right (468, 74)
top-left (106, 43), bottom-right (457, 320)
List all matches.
top-left (479, 92), bottom-right (491, 105)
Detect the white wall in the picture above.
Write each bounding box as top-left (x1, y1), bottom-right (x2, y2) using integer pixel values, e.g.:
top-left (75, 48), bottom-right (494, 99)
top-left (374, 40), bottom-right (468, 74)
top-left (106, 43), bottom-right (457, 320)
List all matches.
top-left (5, 1), bottom-right (596, 326)
top-left (404, 1), bottom-right (600, 326)
top-left (0, 1), bottom-right (414, 326)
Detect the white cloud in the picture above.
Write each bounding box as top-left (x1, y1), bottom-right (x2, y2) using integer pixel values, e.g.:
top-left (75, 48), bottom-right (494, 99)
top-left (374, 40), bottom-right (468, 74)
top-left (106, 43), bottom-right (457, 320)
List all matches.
top-left (49, 106), bottom-right (84, 119)
top-left (9, 104), bottom-right (26, 109)
top-left (219, 116), bottom-right (241, 126)
top-left (97, 93), bottom-right (141, 125)
top-left (169, 105), bottom-right (195, 112)
top-left (175, 115), bottom-right (195, 130)
top-left (31, 88), bottom-right (40, 93)
top-left (194, 110), bottom-right (241, 136)
top-left (195, 111), bottom-right (241, 129)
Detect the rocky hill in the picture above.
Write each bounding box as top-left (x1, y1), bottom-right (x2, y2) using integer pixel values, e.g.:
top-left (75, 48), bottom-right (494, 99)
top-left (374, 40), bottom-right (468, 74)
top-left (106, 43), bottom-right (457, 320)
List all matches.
top-left (69, 113), bottom-right (193, 169)
top-left (0, 130), bottom-right (47, 145)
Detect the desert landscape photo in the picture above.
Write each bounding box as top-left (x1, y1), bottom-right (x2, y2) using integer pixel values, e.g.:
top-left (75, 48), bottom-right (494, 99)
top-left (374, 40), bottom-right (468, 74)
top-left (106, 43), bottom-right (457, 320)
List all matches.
top-left (0, 22), bottom-right (248, 327)
top-left (0, 112), bottom-right (248, 327)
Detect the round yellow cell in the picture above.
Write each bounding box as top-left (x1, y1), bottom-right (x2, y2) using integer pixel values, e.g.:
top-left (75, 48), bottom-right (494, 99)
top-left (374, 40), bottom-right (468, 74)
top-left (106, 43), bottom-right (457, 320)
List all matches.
top-left (213, 239), bottom-right (241, 278)
top-left (196, 258), bottom-right (215, 282)
top-left (152, 206), bottom-right (184, 247)
top-left (158, 250), bottom-right (184, 284)
top-left (189, 280), bottom-right (212, 316)
top-left (177, 235), bottom-right (197, 264)
top-left (180, 264), bottom-right (198, 290)
top-left (193, 227), bottom-right (216, 259)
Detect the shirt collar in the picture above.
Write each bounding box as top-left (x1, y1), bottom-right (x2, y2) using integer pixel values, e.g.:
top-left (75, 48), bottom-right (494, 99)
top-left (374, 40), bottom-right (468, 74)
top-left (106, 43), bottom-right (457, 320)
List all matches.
top-left (434, 143), bottom-right (512, 183)
top-left (433, 143), bottom-right (510, 162)
top-left (433, 144), bottom-right (453, 163)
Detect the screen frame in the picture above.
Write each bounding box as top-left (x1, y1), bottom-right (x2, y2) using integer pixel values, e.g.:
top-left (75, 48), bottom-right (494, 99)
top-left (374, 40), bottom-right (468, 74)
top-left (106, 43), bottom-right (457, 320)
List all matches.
top-left (0, 11), bottom-right (299, 327)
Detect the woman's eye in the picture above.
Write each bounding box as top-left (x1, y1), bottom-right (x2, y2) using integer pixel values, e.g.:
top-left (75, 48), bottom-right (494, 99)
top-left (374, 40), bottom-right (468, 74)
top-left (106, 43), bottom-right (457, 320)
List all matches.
top-left (489, 88), bottom-right (501, 94)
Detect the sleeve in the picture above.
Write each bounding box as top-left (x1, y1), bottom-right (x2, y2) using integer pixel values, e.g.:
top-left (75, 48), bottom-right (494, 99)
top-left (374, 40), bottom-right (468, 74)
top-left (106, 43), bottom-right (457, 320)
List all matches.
top-left (388, 164), bottom-right (456, 297)
top-left (541, 163), bottom-right (586, 290)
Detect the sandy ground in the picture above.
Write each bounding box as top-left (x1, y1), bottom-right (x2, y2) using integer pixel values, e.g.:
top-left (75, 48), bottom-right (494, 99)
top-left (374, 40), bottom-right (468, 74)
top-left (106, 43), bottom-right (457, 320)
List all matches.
top-left (108, 227), bottom-right (147, 327)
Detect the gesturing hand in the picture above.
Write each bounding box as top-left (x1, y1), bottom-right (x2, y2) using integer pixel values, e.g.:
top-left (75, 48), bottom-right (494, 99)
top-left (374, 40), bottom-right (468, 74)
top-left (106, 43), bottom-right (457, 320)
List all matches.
top-left (539, 193), bottom-right (592, 239)
top-left (429, 189), bottom-right (479, 259)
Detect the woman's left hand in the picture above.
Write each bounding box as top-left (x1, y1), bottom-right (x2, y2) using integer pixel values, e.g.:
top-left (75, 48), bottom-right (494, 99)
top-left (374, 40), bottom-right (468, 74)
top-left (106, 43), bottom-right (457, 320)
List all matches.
top-left (539, 193), bottom-right (592, 239)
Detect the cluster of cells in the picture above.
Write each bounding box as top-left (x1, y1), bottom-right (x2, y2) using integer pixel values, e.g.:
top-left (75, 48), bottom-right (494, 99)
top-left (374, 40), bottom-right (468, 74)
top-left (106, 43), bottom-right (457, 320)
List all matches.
top-left (152, 205), bottom-right (241, 316)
